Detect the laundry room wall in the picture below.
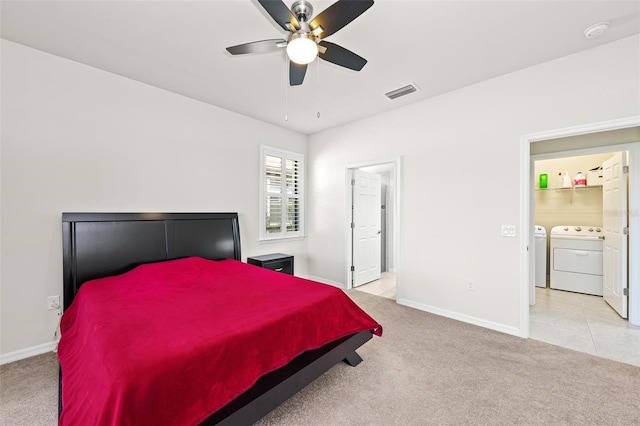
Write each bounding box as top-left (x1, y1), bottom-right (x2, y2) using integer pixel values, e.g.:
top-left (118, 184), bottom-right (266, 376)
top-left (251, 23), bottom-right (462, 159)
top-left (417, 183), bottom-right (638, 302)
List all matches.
top-left (534, 152), bottom-right (615, 233)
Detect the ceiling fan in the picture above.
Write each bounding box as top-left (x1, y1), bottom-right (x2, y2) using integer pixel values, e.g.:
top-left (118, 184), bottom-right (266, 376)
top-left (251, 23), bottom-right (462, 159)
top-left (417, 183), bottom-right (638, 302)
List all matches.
top-left (226, 0), bottom-right (374, 86)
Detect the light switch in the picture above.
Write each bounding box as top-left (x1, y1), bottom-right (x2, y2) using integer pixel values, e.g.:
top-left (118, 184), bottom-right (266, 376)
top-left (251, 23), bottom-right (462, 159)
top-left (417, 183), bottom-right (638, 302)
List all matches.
top-left (501, 225), bottom-right (516, 238)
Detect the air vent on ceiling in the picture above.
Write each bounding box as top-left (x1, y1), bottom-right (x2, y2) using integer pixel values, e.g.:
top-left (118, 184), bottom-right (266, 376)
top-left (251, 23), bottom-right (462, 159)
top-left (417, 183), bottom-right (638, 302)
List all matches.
top-left (385, 84), bottom-right (418, 100)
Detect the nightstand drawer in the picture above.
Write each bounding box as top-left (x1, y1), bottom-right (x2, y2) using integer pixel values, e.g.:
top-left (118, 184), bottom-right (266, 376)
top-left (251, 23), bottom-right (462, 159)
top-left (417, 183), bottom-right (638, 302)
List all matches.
top-left (247, 253), bottom-right (294, 275)
top-left (262, 260), bottom-right (293, 275)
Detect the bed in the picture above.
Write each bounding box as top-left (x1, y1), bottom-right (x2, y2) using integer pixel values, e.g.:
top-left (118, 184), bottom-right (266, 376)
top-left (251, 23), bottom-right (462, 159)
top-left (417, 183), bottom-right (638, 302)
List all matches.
top-left (58, 212), bottom-right (381, 425)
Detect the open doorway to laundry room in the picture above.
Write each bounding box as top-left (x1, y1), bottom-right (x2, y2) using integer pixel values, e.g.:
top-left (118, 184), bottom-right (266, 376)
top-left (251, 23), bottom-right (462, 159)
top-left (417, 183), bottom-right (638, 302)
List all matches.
top-left (522, 120), bottom-right (640, 367)
top-left (345, 158), bottom-right (401, 301)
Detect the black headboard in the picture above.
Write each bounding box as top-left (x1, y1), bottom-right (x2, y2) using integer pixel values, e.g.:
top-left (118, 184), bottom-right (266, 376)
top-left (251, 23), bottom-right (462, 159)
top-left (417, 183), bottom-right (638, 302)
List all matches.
top-left (61, 213), bottom-right (241, 310)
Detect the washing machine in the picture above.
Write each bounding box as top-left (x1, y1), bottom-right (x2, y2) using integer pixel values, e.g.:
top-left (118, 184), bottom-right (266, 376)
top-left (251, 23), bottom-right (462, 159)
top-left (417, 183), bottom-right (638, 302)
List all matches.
top-left (550, 225), bottom-right (603, 296)
top-left (534, 225), bottom-right (547, 288)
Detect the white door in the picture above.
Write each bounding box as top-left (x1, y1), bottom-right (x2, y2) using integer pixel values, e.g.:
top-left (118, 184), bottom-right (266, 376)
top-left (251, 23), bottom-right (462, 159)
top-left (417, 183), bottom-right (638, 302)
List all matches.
top-left (602, 152), bottom-right (628, 318)
top-left (352, 170), bottom-right (382, 287)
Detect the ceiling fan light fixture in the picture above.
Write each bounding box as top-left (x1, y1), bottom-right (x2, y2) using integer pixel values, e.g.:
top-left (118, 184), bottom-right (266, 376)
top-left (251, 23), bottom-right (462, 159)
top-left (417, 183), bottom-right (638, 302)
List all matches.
top-left (287, 33), bottom-right (318, 64)
top-left (227, 0), bottom-right (374, 85)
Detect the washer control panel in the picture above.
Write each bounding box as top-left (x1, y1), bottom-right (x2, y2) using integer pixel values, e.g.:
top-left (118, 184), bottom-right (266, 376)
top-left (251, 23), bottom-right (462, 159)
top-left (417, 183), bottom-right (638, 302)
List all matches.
top-left (552, 225), bottom-right (602, 237)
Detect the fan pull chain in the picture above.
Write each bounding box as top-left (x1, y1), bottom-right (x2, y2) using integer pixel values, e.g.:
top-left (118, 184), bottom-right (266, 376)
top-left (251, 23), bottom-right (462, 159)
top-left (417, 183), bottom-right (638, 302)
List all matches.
top-left (316, 58), bottom-right (320, 119)
top-left (285, 54), bottom-right (289, 122)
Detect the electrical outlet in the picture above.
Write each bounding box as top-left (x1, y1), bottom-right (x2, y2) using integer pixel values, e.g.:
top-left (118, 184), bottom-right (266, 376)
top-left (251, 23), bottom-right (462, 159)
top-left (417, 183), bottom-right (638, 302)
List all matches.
top-left (466, 280), bottom-right (475, 291)
top-left (47, 295), bottom-right (60, 311)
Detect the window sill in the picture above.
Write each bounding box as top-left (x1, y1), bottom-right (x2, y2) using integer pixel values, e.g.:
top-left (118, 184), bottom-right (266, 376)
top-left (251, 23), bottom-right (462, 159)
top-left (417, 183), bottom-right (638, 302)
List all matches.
top-left (259, 236), bottom-right (306, 244)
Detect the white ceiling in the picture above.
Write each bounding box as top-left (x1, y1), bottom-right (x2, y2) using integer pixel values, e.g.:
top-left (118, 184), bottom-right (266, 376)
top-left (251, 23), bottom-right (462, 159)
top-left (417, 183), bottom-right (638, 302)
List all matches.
top-left (2, 1), bottom-right (639, 135)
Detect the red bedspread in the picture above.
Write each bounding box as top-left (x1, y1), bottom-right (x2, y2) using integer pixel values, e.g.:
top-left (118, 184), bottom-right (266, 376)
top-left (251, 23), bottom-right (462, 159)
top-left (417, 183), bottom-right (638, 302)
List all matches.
top-left (58, 257), bottom-right (381, 425)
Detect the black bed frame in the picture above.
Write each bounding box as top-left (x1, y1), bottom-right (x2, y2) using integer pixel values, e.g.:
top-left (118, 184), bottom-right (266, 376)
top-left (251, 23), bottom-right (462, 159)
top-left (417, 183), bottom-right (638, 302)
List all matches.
top-left (60, 212), bottom-right (372, 425)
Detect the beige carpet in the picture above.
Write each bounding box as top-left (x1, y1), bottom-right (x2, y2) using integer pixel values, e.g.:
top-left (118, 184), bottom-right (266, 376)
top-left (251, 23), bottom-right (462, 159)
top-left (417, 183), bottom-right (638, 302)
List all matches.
top-left (2, 290), bottom-right (639, 425)
top-left (0, 348), bottom-right (58, 425)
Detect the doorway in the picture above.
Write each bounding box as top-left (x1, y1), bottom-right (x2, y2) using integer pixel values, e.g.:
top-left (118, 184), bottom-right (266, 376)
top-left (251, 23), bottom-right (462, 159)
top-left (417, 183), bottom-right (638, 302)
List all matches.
top-left (529, 148), bottom-right (639, 366)
top-left (345, 158), bottom-right (401, 300)
top-left (519, 117), bottom-right (640, 345)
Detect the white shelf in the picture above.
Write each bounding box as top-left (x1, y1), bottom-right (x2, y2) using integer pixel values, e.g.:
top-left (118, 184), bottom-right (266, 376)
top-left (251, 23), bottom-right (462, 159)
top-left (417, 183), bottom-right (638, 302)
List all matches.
top-left (536, 185), bottom-right (602, 191)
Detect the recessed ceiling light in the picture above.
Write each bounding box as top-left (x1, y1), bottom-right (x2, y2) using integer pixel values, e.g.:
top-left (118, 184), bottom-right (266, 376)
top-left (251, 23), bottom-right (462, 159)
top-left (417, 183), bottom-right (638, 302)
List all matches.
top-left (584, 22), bottom-right (610, 39)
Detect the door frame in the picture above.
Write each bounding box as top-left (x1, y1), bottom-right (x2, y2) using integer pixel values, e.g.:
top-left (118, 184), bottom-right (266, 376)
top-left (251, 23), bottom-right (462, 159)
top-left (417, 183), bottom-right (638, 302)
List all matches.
top-left (519, 116), bottom-right (640, 337)
top-left (345, 157), bottom-right (402, 293)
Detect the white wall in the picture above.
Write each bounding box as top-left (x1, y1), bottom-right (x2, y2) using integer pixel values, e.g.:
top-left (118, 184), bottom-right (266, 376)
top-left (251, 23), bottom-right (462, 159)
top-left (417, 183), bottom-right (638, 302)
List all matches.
top-left (307, 35), bottom-right (640, 334)
top-left (0, 40), bottom-right (307, 358)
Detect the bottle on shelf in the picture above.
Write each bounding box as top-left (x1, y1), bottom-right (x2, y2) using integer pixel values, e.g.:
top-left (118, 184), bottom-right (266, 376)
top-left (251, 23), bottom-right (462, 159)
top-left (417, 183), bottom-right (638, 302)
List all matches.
top-left (574, 171), bottom-right (586, 187)
top-left (539, 173), bottom-right (548, 189)
top-left (562, 172), bottom-right (572, 188)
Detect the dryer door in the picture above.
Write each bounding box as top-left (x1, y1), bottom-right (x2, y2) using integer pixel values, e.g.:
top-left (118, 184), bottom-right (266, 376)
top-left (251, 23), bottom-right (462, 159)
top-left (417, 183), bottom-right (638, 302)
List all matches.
top-left (553, 248), bottom-right (603, 276)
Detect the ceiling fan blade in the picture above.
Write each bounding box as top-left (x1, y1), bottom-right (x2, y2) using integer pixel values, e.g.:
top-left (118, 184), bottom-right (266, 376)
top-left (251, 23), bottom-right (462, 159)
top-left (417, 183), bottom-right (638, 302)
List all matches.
top-left (309, 0), bottom-right (374, 39)
top-left (290, 62), bottom-right (307, 86)
top-left (226, 39), bottom-right (286, 55)
top-left (318, 41), bottom-right (367, 71)
top-left (258, 0), bottom-right (299, 31)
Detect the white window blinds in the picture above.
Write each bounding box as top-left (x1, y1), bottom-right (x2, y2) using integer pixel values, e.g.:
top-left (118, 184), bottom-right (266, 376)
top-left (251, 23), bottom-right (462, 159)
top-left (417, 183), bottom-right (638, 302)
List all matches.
top-left (260, 146), bottom-right (304, 240)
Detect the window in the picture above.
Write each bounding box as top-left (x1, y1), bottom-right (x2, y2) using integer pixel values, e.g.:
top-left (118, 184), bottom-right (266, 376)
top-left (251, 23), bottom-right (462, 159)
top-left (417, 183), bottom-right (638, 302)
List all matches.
top-left (260, 146), bottom-right (304, 240)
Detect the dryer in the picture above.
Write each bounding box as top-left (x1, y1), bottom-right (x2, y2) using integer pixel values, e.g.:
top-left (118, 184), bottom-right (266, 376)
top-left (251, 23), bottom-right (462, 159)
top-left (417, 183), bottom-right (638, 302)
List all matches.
top-left (550, 226), bottom-right (603, 296)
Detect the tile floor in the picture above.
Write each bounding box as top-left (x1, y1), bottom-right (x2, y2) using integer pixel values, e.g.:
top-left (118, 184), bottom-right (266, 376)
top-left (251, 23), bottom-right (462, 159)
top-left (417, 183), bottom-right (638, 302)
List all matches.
top-left (353, 272), bottom-right (396, 300)
top-left (530, 287), bottom-right (640, 367)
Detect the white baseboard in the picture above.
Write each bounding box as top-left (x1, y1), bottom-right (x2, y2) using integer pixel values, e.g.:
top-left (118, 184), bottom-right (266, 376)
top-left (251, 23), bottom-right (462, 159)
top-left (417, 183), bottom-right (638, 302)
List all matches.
top-left (0, 342), bottom-right (57, 365)
top-left (396, 298), bottom-right (523, 338)
top-left (305, 275), bottom-right (346, 289)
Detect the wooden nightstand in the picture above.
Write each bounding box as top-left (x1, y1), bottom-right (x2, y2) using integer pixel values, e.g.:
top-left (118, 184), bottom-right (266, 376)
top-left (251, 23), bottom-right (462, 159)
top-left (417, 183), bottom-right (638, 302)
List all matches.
top-left (247, 253), bottom-right (294, 275)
